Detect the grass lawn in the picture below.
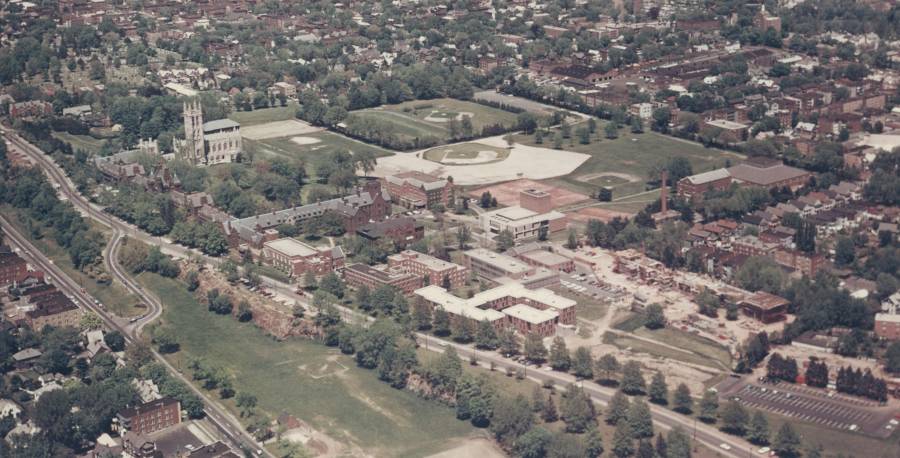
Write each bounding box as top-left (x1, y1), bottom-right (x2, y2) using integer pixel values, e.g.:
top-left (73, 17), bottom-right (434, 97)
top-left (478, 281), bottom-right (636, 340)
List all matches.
top-left (51, 131), bottom-right (107, 154)
top-left (246, 131), bottom-right (392, 180)
top-left (229, 103), bottom-right (299, 126)
top-left (552, 288), bottom-right (609, 321)
top-left (142, 273), bottom-right (476, 457)
top-left (351, 98), bottom-right (521, 145)
top-left (756, 410), bottom-right (900, 458)
top-left (633, 327), bottom-right (733, 370)
top-left (2, 205), bottom-right (143, 317)
top-left (423, 142), bottom-right (509, 164)
top-left (513, 121), bottom-right (744, 199)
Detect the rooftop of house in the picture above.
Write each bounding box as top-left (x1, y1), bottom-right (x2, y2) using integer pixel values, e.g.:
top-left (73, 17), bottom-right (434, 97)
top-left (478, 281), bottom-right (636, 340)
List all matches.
top-left (743, 291), bottom-right (789, 310)
top-left (264, 238), bottom-right (319, 258)
top-left (727, 161), bottom-right (810, 186)
top-left (385, 171), bottom-right (448, 191)
top-left (519, 249), bottom-right (571, 266)
top-left (503, 303), bottom-right (558, 324)
top-left (118, 397), bottom-right (180, 419)
top-left (202, 118), bottom-right (240, 132)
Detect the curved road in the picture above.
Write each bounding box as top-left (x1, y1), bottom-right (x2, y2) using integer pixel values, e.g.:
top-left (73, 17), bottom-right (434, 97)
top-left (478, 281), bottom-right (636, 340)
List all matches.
top-left (2, 128), bottom-right (270, 457)
top-left (4, 127), bottom-right (760, 458)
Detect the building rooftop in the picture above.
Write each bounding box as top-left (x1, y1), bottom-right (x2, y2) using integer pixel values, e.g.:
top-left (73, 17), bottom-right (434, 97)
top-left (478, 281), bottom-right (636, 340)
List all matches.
top-left (503, 303), bottom-right (558, 324)
top-left (464, 248), bottom-right (532, 275)
top-left (118, 397), bottom-right (179, 420)
top-left (743, 291), bottom-right (789, 310)
top-left (520, 249), bottom-right (571, 266)
top-left (202, 118), bottom-right (240, 132)
top-left (263, 238), bottom-right (319, 257)
top-left (683, 168), bottom-right (731, 185)
top-left (728, 162), bottom-right (809, 187)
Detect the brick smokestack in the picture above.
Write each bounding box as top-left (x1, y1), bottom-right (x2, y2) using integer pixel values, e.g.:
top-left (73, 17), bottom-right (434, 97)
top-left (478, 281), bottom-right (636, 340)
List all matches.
top-left (660, 169), bottom-right (669, 214)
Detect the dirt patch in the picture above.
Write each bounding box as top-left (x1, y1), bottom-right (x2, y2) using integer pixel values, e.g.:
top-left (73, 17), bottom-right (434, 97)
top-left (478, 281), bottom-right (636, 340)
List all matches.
top-left (568, 206), bottom-right (636, 222)
top-left (427, 437), bottom-right (506, 458)
top-left (468, 178), bottom-right (589, 207)
top-left (576, 172), bottom-right (642, 183)
top-left (290, 136), bottom-right (322, 145)
top-left (241, 119), bottom-right (323, 140)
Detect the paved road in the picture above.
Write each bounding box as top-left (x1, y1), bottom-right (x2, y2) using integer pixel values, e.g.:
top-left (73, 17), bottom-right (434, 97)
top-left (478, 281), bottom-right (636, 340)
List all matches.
top-left (5, 127), bottom-right (760, 458)
top-left (1, 128), bottom-right (269, 457)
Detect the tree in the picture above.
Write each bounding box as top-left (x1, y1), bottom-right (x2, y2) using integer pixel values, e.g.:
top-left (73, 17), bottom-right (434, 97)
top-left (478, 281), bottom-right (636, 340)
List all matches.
top-left (456, 225), bottom-right (471, 250)
top-left (648, 372), bottom-right (668, 405)
top-left (542, 393), bottom-right (559, 423)
top-left (524, 333), bottom-right (547, 364)
top-left (834, 236), bottom-right (855, 266)
top-left (302, 270), bottom-right (318, 290)
top-left (667, 426), bottom-right (692, 458)
top-left (475, 319), bottom-right (499, 350)
top-left (152, 327), bottom-right (179, 354)
top-left (450, 316), bottom-right (474, 343)
top-left (104, 330), bottom-right (126, 352)
top-left (490, 394), bottom-right (534, 446)
top-left (596, 354), bottom-right (620, 386)
top-left (496, 229), bottom-right (515, 251)
top-left (412, 299), bottom-right (432, 331)
top-left (499, 328), bottom-right (520, 356)
top-left (549, 337), bottom-right (571, 371)
top-left (698, 389), bottom-right (719, 423)
top-left (531, 385), bottom-right (546, 412)
top-left (793, 219), bottom-right (816, 253)
top-left (560, 386), bottom-right (596, 433)
top-left (747, 410), bottom-right (770, 445)
top-left (644, 303), bottom-right (666, 329)
top-left (627, 398), bottom-right (654, 438)
top-left (655, 434), bottom-right (668, 458)
top-left (719, 401), bottom-right (749, 436)
top-left (805, 358), bottom-right (829, 388)
top-left (585, 427), bottom-right (604, 458)
top-left (433, 308), bottom-right (451, 336)
top-left (606, 390), bottom-right (631, 425)
top-left (605, 122), bottom-right (619, 139)
top-left (236, 392), bottom-right (258, 417)
top-left (572, 347), bottom-right (594, 379)
top-left (612, 421), bottom-right (635, 458)
top-left (672, 383), bottom-right (693, 414)
top-left (773, 422), bottom-right (802, 458)
top-left (620, 361), bottom-right (646, 395)
top-left (631, 117), bottom-right (644, 134)
top-left (885, 342), bottom-right (900, 374)
top-left (566, 229), bottom-right (578, 249)
top-left (513, 427), bottom-right (552, 458)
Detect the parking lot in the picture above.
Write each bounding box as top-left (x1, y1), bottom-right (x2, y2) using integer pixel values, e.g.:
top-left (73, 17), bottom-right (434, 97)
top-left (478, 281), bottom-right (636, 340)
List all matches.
top-left (724, 382), bottom-right (896, 437)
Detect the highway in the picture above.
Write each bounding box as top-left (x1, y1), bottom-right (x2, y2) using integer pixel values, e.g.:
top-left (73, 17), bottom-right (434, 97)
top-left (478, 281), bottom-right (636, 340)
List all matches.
top-left (3, 127), bottom-right (760, 458)
top-left (1, 128), bottom-right (270, 457)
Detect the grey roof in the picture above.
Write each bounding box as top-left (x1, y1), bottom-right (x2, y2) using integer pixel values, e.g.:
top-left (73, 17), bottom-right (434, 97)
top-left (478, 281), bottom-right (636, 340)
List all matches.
top-left (226, 186), bottom-right (390, 245)
top-left (727, 163), bottom-right (809, 187)
top-left (12, 348), bottom-right (42, 361)
top-left (684, 168), bottom-right (731, 185)
top-left (202, 119), bottom-right (240, 132)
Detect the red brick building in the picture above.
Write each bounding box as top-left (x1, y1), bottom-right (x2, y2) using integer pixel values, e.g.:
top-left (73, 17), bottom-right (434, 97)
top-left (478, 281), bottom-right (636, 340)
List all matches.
top-left (0, 251), bottom-right (29, 287)
top-left (356, 217), bottom-right (424, 248)
top-left (342, 263), bottom-right (423, 294)
top-left (740, 291), bottom-right (788, 323)
top-left (261, 238), bottom-right (345, 277)
top-left (676, 169), bottom-right (732, 201)
top-left (383, 171), bottom-right (453, 210)
top-left (116, 397), bottom-right (182, 435)
top-left (387, 250), bottom-right (469, 289)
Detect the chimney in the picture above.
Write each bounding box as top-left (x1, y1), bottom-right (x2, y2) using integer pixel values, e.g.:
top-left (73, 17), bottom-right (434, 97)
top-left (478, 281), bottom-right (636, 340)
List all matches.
top-left (660, 169), bottom-right (669, 214)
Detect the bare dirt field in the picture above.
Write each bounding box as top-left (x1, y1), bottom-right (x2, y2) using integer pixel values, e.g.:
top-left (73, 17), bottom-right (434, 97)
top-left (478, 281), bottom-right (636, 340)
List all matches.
top-left (569, 206), bottom-right (637, 222)
top-left (370, 135), bottom-right (591, 185)
top-left (468, 178), bottom-right (590, 207)
top-left (426, 437), bottom-right (506, 458)
top-left (241, 119), bottom-right (323, 140)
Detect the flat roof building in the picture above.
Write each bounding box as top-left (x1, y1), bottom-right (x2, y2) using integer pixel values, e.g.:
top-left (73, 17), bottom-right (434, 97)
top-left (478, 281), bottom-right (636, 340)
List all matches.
top-left (261, 238), bottom-right (345, 278)
top-left (480, 189), bottom-right (567, 242)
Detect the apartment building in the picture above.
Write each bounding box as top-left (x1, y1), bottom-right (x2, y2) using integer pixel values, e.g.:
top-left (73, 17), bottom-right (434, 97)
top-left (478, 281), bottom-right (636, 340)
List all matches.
top-left (261, 238), bottom-right (345, 277)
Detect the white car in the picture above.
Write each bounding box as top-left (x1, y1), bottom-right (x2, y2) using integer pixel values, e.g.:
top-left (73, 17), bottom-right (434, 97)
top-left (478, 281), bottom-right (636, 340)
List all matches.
top-left (719, 443), bottom-right (732, 451)
top-left (758, 446), bottom-right (771, 455)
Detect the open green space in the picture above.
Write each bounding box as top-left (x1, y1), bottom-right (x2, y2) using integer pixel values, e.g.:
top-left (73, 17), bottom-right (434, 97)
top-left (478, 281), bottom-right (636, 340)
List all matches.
top-left (758, 410), bottom-right (900, 458)
top-left (351, 98), bottom-right (521, 145)
top-left (553, 288), bottom-right (609, 322)
top-left (245, 131), bottom-right (392, 179)
top-left (423, 142), bottom-right (509, 164)
top-left (51, 131), bottom-right (107, 154)
top-left (513, 121), bottom-right (744, 199)
top-left (602, 330), bottom-right (729, 371)
top-left (633, 327), bottom-right (733, 370)
top-left (228, 103), bottom-right (299, 126)
top-left (587, 175), bottom-right (629, 187)
top-left (143, 273), bottom-right (475, 457)
top-left (2, 205), bottom-right (143, 318)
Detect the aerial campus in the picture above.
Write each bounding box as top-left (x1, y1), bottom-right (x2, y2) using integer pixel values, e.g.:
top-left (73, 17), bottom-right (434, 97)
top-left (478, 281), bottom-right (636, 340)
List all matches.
top-left (1, 1), bottom-right (900, 458)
